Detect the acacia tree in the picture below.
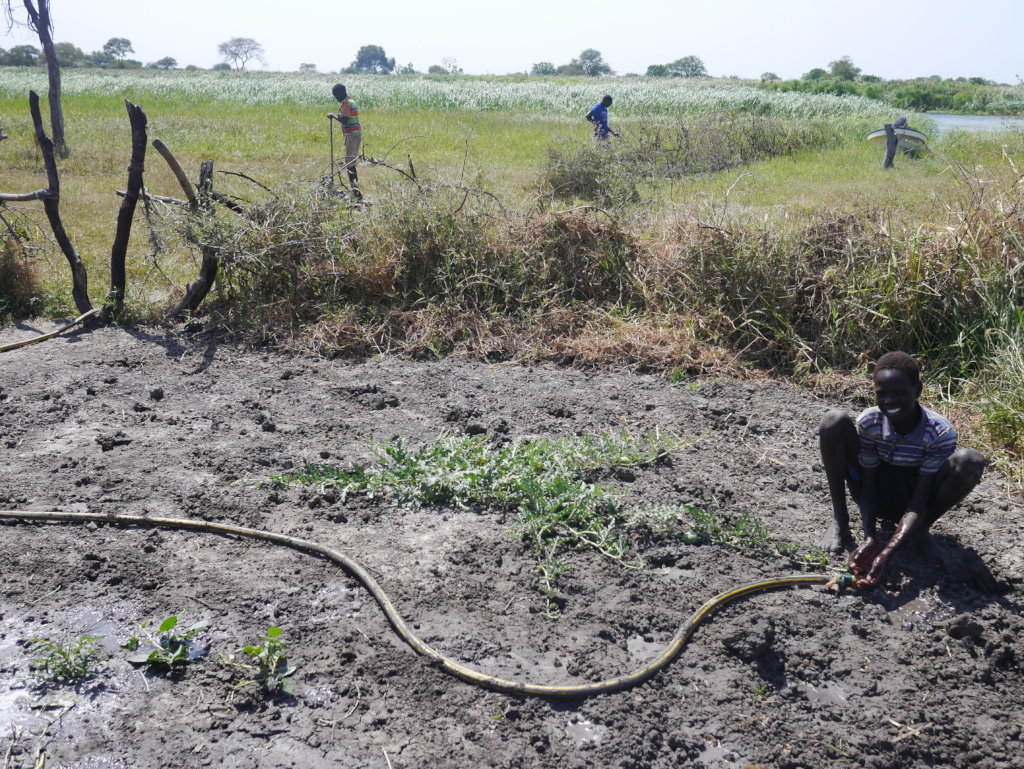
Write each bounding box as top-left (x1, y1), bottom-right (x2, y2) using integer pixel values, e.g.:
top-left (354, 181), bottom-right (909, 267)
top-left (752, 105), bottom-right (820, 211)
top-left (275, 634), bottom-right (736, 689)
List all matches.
top-left (349, 44), bottom-right (395, 74)
top-left (217, 37), bottom-right (265, 70)
top-left (666, 55), bottom-right (706, 78)
top-left (4, 43), bottom-right (38, 65)
top-left (829, 55), bottom-right (861, 81)
top-left (102, 36), bottom-right (133, 62)
top-left (3, 0), bottom-right (67, 155)
top-left (54, 41), bottom-right (84, 67)
top-left (574, 49), bottom-right (612, 76)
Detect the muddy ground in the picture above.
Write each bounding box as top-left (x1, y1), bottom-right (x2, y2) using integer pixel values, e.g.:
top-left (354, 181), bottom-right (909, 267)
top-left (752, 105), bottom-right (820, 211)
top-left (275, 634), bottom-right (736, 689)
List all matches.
top-left (0, 321), bottom-right (1021, 769)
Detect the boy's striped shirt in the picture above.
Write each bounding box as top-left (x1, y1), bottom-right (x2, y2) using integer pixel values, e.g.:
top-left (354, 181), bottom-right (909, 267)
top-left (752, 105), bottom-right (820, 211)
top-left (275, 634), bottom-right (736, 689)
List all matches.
top-left (340, 98), bottom-right (361, 135)
top-left (856, 406), bottom-right (957, 475)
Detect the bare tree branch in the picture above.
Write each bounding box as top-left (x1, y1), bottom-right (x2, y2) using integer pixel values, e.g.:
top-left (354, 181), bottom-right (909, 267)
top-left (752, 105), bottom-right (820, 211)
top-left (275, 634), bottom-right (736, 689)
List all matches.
top-left (0, 189), bottom-right (53, 202)
top-left (28, 90), bottom-right (91, 314)
top-left (152, 139), bottom-right (198, 209)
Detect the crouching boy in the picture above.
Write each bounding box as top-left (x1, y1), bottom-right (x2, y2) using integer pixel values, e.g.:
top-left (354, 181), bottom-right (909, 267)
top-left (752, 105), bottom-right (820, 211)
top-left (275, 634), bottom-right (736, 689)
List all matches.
top-left (819, 351), bottom-right (985, 589)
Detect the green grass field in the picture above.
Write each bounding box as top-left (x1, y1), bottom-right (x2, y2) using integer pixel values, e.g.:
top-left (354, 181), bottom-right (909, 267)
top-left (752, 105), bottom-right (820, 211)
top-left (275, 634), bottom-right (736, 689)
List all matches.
top-left (2, 70), bottom-right (1022, 477)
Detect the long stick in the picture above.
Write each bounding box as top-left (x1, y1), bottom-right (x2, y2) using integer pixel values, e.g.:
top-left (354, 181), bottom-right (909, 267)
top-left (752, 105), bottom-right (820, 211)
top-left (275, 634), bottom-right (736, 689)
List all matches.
top-left (328, 115), bottom-right (335, 189)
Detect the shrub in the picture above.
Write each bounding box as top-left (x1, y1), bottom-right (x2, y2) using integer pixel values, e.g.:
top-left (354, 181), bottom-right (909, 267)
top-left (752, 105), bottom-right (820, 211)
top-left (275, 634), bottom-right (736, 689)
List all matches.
top-left (0, 235), bottom-right (43, 319)
top-left (540, 112), bottom-right (839, 204)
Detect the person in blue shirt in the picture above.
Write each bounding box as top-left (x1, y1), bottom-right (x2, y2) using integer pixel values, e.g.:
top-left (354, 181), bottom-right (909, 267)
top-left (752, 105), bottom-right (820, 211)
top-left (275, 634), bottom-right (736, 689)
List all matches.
top-left (586, 95), bottom-right (618, 140)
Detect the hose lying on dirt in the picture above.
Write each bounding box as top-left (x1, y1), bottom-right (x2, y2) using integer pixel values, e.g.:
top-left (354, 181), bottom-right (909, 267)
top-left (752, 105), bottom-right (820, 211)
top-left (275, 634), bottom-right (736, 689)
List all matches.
top-left (0, 509), bottom-right (843, 697)
top-left (0, 308), bottom-right (99, 354)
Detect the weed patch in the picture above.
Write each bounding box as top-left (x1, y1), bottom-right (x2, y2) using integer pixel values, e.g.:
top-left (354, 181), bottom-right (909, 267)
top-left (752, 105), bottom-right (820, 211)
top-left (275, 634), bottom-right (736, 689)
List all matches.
top-left (629, 504), bottom-right (832, 571)
top-left (273, 430), bottom-right (685, 612)
top-left (24, 634), bottom-right (103, 685)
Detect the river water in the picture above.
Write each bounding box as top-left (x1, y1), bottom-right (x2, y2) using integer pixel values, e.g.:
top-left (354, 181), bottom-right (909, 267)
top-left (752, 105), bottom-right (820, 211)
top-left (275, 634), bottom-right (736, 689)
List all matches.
top-left (925, 112), bottom-right (1023, 134)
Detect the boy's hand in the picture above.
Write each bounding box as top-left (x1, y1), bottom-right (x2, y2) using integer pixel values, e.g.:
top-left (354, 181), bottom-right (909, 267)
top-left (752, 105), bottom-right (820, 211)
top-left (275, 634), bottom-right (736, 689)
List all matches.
top-left (854, 552), bottom-right (890, 590)
top-left (849, 538), bottom-right (878, 576)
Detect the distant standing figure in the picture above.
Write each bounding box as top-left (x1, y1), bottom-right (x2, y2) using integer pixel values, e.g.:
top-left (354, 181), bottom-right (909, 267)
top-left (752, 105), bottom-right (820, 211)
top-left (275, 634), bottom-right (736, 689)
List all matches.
top-left (330, 83), bottom-right (362, 199)
top-left (586, 95), bottom-right (618, 140)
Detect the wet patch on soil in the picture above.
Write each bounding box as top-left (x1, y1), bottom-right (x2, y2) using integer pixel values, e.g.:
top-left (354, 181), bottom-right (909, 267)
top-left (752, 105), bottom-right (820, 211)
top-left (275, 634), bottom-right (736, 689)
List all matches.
top-left (1, 323), bottom-right (1022, 768)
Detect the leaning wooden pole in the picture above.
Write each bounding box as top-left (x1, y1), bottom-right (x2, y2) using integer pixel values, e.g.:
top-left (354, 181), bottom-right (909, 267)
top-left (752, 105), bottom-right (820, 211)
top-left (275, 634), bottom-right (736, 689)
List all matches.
top-left (103, 100), bottom-right (148, 319)
top-left (152, 139), bottom-right (198, 210)
top-left (163, 160), bottom-right (221, 324)
top-left (28, 90), bottom-right (92, 315)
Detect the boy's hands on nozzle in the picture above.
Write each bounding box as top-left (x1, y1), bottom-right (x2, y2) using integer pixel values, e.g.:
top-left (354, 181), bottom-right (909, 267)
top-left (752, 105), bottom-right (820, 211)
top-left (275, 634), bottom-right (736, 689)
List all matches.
top-left (850, 538), bottom-right (890, 590)
top-left (854, 554), bottom-right (890, 590)
top-left (849, 538), bottom-right (877, 574)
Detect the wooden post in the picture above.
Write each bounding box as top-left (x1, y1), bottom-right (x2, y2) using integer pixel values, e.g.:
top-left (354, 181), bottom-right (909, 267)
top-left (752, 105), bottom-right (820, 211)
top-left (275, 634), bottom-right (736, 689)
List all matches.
top-left (103, 100), bottom-right (148, 319)
top-left (28, 90), bottom-right (92, 315)
top-left (163, 160), bottom-right (221, 323)
top-left (883, 123), bottom-right (897, 169)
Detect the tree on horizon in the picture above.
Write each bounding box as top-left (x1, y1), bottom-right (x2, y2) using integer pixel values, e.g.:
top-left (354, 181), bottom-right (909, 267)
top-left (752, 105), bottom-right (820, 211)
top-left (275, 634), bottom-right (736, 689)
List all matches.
top-left (348, 44), bottom-right (395, 74)
top-left (829, 55), bottom-right (861, 81)
top-left (102, 37), bottom-right (133, 62)
top-left (217, 37), bottom-right (265, 70)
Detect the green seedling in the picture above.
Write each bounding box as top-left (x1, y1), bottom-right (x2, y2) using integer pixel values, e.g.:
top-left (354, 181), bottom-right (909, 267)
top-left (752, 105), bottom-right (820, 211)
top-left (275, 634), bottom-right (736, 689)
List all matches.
top-left (222, 626), bottom-right (296, 696)
top-left (751, 683), bottom-right (771, 702)
top-left (24, 634), bottom-right (103, 685)
top-left (123, 613), bottom-right (208, 668)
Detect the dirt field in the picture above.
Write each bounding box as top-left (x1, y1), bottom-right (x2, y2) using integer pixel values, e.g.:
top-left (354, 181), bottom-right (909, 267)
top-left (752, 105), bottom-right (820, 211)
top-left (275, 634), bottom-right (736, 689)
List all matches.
top-left (1, 321), bottom-right (1021, 769)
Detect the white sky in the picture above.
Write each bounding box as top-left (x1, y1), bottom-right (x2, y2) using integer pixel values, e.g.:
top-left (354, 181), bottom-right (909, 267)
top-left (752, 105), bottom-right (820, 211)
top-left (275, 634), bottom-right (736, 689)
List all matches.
top-left (2, 0), bottom-right (1021, 83)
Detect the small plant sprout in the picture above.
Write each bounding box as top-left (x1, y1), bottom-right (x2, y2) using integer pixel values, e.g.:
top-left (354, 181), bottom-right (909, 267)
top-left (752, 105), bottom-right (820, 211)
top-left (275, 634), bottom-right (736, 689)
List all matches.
top-left (122, 613), bottom-right (209, 668)
top-left (25, 634), bottom-right (104, 685)
top-left (223, 626), bottom-right (296, 697)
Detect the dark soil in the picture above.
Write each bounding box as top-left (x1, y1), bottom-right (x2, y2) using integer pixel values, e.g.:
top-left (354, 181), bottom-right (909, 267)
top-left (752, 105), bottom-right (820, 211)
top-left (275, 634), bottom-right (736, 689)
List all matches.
top-left (1, 322), bottom-right (1022, 769)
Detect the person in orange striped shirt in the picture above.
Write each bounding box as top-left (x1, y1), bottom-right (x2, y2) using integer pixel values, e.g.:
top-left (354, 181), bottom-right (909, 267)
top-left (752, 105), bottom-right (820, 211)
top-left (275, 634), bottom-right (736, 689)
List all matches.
top-left (330, 83), bottom-right (362, 200)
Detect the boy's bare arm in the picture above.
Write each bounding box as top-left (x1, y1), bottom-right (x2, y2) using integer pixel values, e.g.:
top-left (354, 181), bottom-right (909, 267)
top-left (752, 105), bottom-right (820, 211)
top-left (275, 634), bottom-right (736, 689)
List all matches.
top-left (855, 473), bottom-right (935, 589)
top-left (849, 465), bottom-right (880, 577)
top-left (858, 465), bottom-right (879, 539)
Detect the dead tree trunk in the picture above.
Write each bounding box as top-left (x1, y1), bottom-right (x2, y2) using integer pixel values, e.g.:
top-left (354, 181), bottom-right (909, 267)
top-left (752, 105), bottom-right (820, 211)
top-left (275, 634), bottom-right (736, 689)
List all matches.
top-left (28, 90), bottom-right (91, 314)
top-left (163, 160), bottom-right (221, 324)
top-left (102, 100), bottom-right (147, 320)
top-left (22, 0), bottom-right (66, 156)
top-left (883, 123), bottom-right (898, 170)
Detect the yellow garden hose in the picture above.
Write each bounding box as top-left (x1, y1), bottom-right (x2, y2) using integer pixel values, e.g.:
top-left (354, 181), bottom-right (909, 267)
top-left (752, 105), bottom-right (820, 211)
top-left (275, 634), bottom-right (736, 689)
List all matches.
top-left (0, 308), bottom-right (99, 353)
top-left (0, 509), bottom-right (843, 697)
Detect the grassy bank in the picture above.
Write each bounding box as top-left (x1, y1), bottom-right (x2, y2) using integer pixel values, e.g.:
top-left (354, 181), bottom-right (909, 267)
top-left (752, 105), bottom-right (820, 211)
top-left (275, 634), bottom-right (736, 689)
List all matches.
top-left (1, 72), bottom-right (1021, 478)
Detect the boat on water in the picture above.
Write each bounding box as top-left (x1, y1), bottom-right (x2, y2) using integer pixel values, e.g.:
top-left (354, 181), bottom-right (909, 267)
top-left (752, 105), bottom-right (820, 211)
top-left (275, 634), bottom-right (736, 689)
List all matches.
top-left (866, 126), bottom-right (928, 152)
